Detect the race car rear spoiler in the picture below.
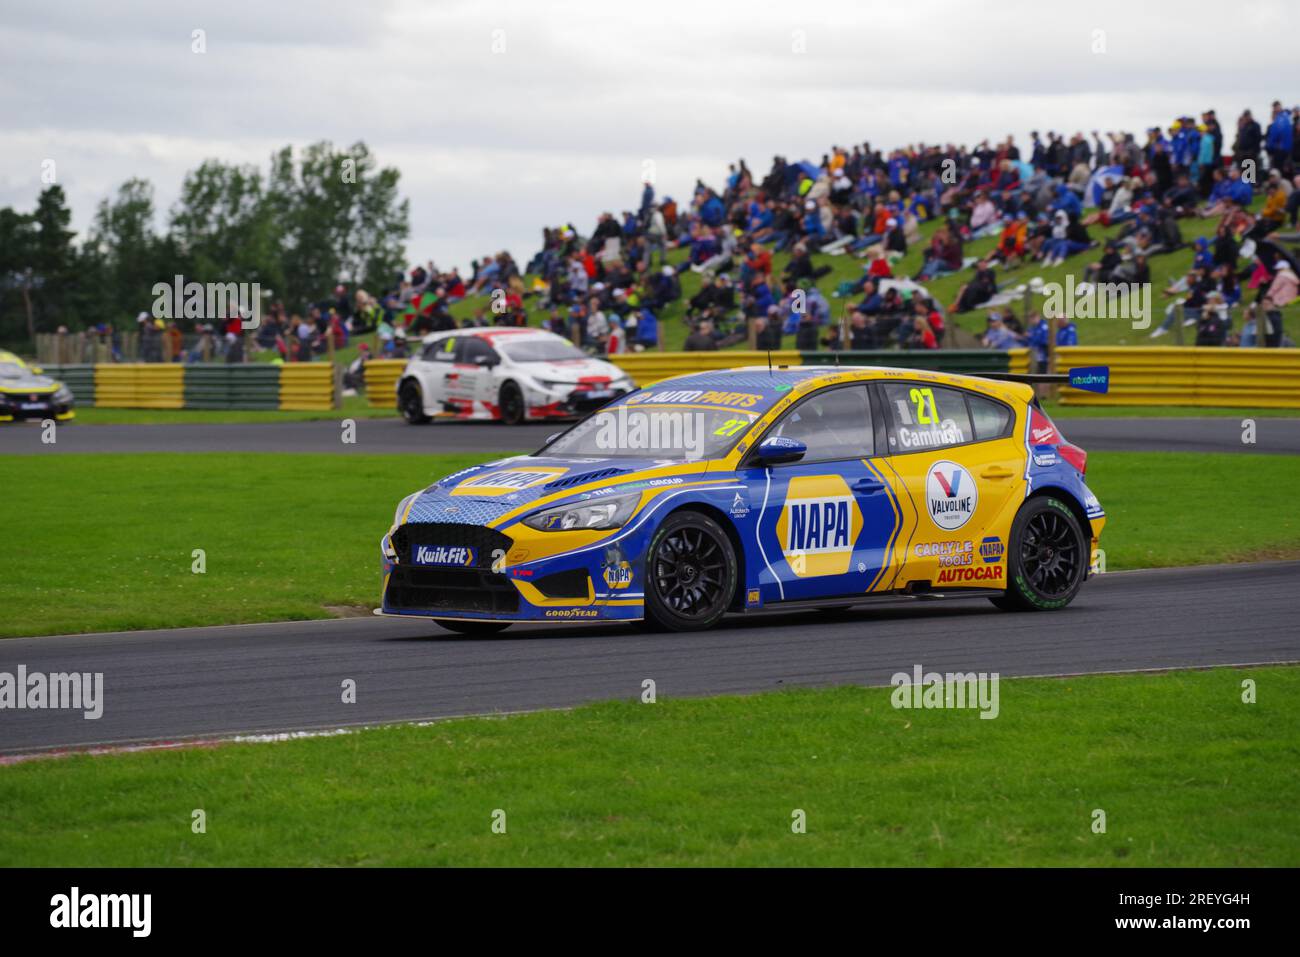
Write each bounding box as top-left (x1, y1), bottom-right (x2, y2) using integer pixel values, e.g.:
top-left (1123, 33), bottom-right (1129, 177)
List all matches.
top-left (979, 366), bottom-right (1110, 394)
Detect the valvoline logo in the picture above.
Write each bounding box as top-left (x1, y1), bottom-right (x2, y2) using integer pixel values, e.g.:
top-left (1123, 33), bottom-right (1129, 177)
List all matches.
top-left (412, 545), bottom-right (476, 566)
top-left (926, 460), bottom-right (977, 531)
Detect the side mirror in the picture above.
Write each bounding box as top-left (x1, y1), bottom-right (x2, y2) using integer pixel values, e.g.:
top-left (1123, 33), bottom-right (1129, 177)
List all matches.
top-left (474, 354), bottom-right (494, 366)
top-left (30, 365), bottom-right (43, 375)
top-left (755, 436), bottom-right (807, 466)
top-left (545, 433), bottom-right (562, 445)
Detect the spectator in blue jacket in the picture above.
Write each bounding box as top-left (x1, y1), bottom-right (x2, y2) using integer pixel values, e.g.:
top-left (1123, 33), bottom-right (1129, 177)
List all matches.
top-left (1056, 316), bottom-right (1079, 346)
top-left (1266, 101), bottom-right (1295, 175)
top-left (1025, 311), bottom-right (1049, 371)
top-left (1051, 184), bottom-right (1082, 220)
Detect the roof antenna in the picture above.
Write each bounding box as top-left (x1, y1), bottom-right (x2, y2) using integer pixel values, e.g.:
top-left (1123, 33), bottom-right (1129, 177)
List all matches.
top-left (767, 347), bottom-right (773, 376)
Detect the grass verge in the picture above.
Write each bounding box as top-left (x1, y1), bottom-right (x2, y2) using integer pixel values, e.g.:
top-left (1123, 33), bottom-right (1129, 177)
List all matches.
top-left (0, 450), bottom-right (1296, 638)
top-left (72, 392), bottom-right (394, 425)
top-left (0, 667), bottom-right (1295, 866)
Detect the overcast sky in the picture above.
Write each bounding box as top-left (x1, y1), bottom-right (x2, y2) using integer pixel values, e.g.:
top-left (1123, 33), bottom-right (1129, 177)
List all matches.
top-left (1, 0), bottom-right (1295, 280)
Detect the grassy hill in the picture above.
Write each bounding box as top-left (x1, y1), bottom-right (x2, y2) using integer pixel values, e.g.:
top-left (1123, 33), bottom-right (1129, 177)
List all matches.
top-left (297, 199), bottom-right (1298, 366)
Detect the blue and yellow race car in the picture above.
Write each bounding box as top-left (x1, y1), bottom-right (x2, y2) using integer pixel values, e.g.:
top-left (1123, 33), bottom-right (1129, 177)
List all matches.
top-left (0, 350), bottom-right (76, 423)
top-left (379, 365), bottom-right (1106, 633)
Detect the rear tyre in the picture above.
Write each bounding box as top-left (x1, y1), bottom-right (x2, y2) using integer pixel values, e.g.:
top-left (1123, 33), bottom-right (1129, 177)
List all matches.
top-left (991, 496), bottom-right (1087, 612)
top-left (643, 510), bottom-right (737, 632)
top-left (399, 380), bottom-right (431, 424)
top-left (499, 381), bottom-right (526, 425)
top-left (433, 619), bottom-right (511, 636)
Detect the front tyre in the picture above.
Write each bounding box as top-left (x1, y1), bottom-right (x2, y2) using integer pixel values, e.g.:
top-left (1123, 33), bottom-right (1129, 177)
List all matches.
top-left (498, 381), bottom-right (525, 425)
top-left (433, 619), bottom-right (511, 636)
top-left (644, 510), bottom-right (737, 632)
top-left (991, 496), bottom-right (1087, 612)
top-left (399, 380), bottom-right (430, 424)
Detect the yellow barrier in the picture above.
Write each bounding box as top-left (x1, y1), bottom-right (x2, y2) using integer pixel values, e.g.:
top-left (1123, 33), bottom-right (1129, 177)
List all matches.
top-left (93, 364), bottom-right (185, 409)
top-left (365, 359), bottom-right (407, 409)
top-left (1057, 346), bottom-right (1300, 408)
top-left (279, 364), bottom-right (336, 411)
top-left (609, 351), bottom-right (803, 387)
top-left (1007, 348), bottom-right (1031, 374)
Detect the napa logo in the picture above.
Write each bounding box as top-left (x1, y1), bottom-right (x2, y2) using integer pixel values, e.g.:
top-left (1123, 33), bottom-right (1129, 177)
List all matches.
top-left (602, 561), bottom-right (633, 590)
top-left (776, 475), bottom-right (863, 577)
top-left (450, 467), bottom-right (567, 496)
top-left (412, 545), bottom-right (475, 566)
top-left (926, 460), bottom-right (977, 531)
top-left (979, 536), bottom-right (1004, 564)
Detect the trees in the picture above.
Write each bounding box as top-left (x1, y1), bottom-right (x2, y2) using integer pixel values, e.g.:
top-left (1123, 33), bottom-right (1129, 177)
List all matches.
top-left (169, 141), bottom-right (410, 310)
top-left (272, 141), bottom-right (410, 307)
top-left (0, 141), bottom-right (410, 347)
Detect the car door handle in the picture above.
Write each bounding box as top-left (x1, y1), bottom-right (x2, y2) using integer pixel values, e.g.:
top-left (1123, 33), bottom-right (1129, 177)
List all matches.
top-left (853, 477), bottom-right (887, 494)
top-left (980, 466), bottom-right (1015, 480)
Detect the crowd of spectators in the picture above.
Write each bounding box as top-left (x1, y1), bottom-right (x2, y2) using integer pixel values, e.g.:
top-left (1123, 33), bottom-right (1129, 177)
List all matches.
top-left (124, 99), bottom-right (1300, 364)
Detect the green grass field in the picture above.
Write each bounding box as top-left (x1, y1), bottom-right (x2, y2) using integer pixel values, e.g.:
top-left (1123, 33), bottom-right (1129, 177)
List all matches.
top-left (72, 392), bottom-right (392, 425)
top-left (1, 666), bottom-right (1295, 866)
top-left (0, 450), bottom-right (1296, 638)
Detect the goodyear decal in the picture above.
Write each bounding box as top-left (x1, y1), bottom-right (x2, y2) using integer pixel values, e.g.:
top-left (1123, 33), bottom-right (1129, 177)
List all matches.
top-left (450, 467), bottom-right (567, 497)
top-left (926, 460), bottom-right (977, 531)
top-left (412, 544), bottom-right (476, 566)
top-left (776, 475), bottom-right (863, 577)
top-left (544, 608), bottom-right (599, 618)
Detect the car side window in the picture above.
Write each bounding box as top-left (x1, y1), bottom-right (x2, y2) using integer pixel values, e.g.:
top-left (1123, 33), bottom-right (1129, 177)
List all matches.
top-left (769, 385), bottom-right (873, 462)
top-left (968, 393), bottom-right (1013, 441)
top-left (460, 337), bottom-right (497, 365)
top-left (881, 383), bottom-right (974, 453)
top-left (424, 337), bottom-right (458, 362)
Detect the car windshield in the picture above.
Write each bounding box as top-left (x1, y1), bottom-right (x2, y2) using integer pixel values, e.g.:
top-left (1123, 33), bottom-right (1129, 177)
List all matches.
top-left (0, 362), bottom-right (28, 378)
top-left (540, 386), bottom-right (783, 460)
top-left (500, 339), bottom-right (587, 363)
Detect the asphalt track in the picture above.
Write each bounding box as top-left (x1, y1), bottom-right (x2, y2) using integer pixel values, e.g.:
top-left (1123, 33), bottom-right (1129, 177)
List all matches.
top-left (2, 415), bottom-right (1298, 455)
top-left (1, 561), bottom-right (1297, 756)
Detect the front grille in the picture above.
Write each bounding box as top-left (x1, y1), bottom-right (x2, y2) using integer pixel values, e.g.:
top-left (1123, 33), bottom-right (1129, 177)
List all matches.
top-left (387, 522), bottom-right (517, 613)
top-left (390, 523), bottom-right (512, 569)
top-left (567, 393), bottom-right (619, 413)
top-left (386, 565), bottom-right (519, 614)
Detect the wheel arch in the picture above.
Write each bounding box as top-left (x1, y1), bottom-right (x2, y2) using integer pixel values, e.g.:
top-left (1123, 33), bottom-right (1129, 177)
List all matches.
top-left (1024, 485), bottom-right (1093, 544)
top-left (660, 502), bottom-right (748, 612)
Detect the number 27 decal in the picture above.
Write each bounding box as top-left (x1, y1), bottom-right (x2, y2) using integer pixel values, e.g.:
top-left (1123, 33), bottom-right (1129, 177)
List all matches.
top-left (909, 387), bottom-right (938, 425)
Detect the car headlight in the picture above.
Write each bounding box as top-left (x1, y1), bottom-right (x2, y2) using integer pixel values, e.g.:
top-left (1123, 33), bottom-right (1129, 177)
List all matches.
top-left (521, 492), bottom-right (641, 531)
top-left (54, 386), bottom-right (73, 403)
top-left (538, 380), bottom-right (574, 391)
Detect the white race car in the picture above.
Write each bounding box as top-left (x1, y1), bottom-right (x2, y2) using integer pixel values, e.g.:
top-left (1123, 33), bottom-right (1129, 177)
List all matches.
top-left (396, 328), bottom-right (636, 425)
